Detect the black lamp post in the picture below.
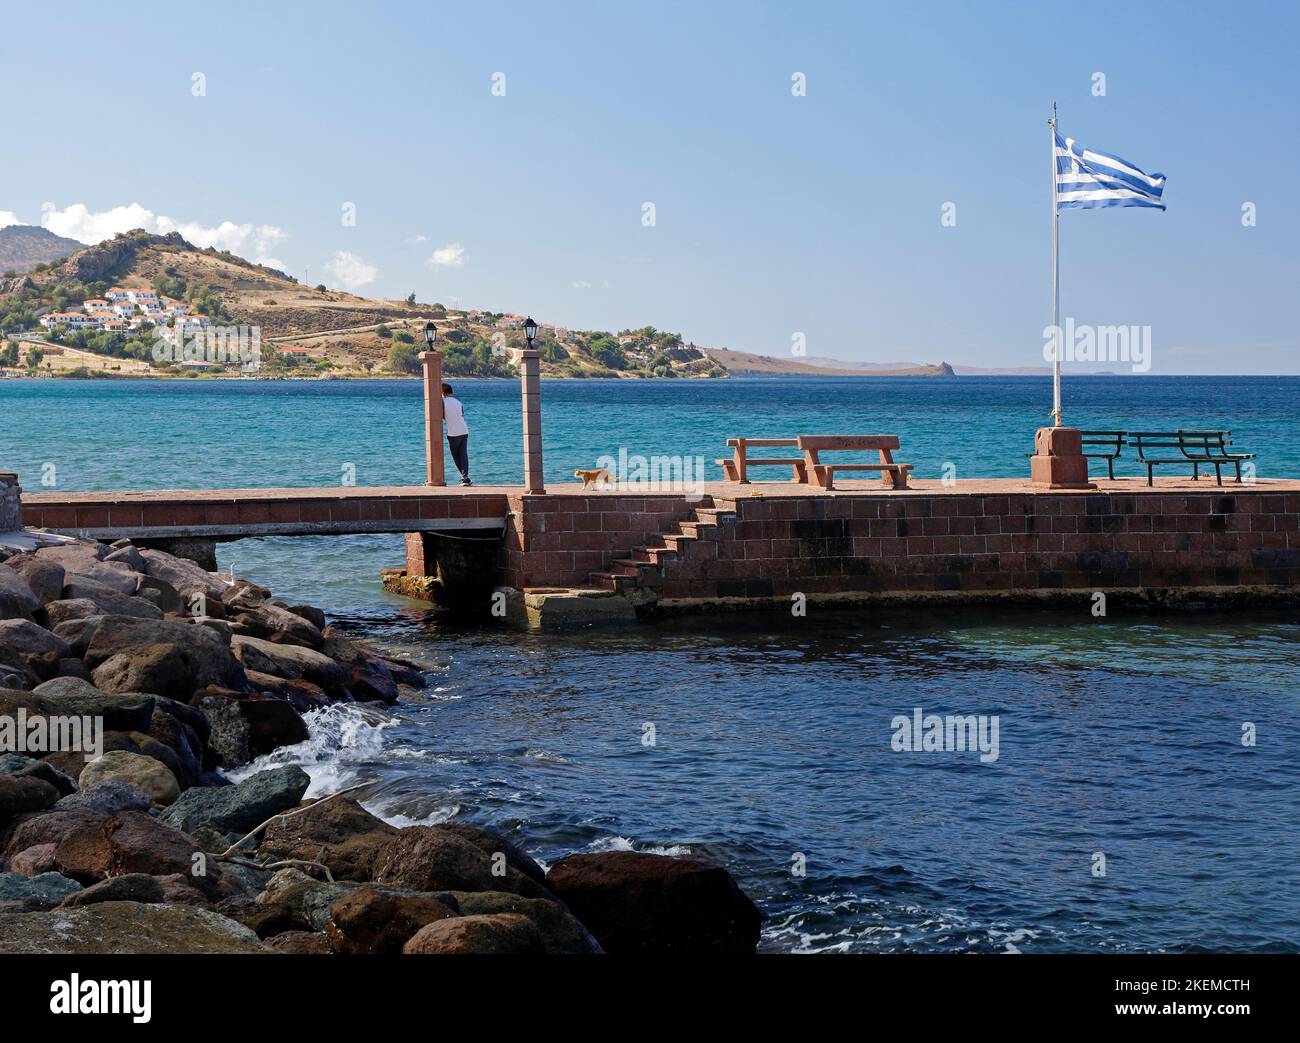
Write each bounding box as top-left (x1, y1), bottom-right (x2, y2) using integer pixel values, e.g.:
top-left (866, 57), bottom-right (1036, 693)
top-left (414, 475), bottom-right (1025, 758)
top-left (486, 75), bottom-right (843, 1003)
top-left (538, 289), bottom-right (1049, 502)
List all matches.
top-left (523, 316), bottom-right (538, 348)
top-left (424, 322), bottom-right (437, 347)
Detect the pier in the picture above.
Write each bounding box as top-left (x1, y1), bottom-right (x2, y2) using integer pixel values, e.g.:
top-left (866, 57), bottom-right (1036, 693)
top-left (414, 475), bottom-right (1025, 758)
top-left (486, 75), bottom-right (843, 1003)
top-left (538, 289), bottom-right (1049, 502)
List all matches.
top-left (17, 475), bottom-right (1300, 626)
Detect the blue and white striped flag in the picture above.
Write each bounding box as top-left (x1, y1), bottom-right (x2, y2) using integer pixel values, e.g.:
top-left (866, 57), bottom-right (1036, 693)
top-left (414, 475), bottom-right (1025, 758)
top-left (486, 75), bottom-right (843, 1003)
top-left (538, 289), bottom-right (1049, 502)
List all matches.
top-left (1055, 131), bottom-right (1166, 211)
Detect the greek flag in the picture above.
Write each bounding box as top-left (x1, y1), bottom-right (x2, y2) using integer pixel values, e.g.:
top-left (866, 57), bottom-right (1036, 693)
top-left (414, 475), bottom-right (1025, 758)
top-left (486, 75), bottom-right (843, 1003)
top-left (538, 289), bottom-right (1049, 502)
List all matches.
top-left (1055, 131), bottom-right (1166, 211)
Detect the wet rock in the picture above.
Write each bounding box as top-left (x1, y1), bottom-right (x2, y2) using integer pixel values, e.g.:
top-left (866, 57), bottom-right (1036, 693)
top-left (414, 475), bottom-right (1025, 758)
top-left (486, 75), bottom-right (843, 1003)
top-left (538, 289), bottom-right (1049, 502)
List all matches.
top-left (545, 851), bottom-right (762, 954)
top-left (56, 780), bottom-right (153, 817)
top-left (326, 888), bottom-right (458, 954)
top-left (226, 590), bottom-right (324, 647)
top-left (449, 890), bottom-right (602, 954)
top-left (144, 707), bottom-right (206, 788)
top-left (78, 752), bottom-right (180, 806)
top-left (321, 631), bottom-right (398, 702)
top-left (259, 798), bottom-right (397, 882)
top-left (266, 930), bottom-right (331, 954)
top-left (198, 695), bottom-right (253, 769)
top-left (0, 775), bottom-right (61, 825)
top-left (239, 696), bottom-right (310, 755)
top-left (245, 670), bottom-right (331, 712)
top-left (0, 870), bottom-right (82, 908)
top-left (232, 635), bottom-right (343, 692)
top-left (0, 564), bottom-right (41, 619)
top-left (0, 901), bottom-right (270, 953)
top-left (441, 823), bottom-right (548, 886)
top-left (60, 872), bottom-right (165, 907)
top-left (372, 826), bottom-right (554, 899)
top-left (162, 766), bottom-right (310, 836)
top-left (287, 604), bottom-right (326, 630)
top-left (402, 913), bottom-right (546, 955)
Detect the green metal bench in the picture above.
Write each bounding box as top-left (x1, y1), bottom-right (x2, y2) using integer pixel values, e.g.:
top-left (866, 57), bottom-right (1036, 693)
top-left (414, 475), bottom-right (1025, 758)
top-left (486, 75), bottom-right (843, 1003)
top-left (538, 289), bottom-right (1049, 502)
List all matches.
top-left (1129, 430), bottom-right (1255, 486)
top-left (1079, 430), bottom-right (1127, 480)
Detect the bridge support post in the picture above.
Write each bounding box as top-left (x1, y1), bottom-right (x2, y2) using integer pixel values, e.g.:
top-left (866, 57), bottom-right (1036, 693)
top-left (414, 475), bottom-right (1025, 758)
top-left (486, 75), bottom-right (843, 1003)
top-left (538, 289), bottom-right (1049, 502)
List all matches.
top-left (520, 349), bottom-right (545, 494)
top-left (421, 350), bottom-right (445, 486)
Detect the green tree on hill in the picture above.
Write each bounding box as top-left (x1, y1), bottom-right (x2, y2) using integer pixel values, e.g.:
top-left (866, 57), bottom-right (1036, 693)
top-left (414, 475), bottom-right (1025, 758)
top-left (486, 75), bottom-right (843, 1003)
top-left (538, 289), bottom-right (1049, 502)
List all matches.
top-left (386, 343), bottom-right (422, 374)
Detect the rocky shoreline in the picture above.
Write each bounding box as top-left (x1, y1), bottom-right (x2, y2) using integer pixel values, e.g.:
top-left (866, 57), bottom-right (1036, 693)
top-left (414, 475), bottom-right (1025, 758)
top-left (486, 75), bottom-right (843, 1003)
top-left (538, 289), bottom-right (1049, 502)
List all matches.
top-left (0, 537), bottom-right (762, 954)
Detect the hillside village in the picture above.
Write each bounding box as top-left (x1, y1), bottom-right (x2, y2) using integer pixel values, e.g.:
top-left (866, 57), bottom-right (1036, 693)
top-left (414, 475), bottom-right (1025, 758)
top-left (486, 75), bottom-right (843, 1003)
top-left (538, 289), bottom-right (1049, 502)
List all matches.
top-left (0, 227), bottom-right (950, 380)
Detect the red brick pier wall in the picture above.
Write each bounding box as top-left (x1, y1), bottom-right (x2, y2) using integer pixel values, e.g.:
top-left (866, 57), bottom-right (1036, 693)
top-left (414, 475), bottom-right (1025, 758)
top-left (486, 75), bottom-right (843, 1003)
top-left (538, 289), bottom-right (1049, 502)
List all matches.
top-left (504, 487), bottom-right (1300, 605)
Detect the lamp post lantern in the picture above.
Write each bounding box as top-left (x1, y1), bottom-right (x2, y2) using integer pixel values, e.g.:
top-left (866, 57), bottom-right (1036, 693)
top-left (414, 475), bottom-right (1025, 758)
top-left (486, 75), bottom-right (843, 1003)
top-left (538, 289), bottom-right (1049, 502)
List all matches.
top-left (523, 316), bottom-right (538, 348)
top-left (424, 322), bottom-right (437, 346)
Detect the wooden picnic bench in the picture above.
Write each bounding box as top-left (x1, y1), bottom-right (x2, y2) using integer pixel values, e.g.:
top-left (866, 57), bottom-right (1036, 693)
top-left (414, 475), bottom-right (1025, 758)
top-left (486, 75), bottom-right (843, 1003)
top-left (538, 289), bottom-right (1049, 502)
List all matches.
top-left (717, 437), bottom-right (808, 483)
top-left (796, 435), bottom-right (913, 490)
top-left (1129, 430), bottom-right (1255, 486)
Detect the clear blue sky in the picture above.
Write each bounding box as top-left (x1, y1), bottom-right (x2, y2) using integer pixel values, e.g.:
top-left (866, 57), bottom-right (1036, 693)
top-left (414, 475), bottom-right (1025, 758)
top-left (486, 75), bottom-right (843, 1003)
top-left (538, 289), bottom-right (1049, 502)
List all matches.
top-left (3, 0), bottom-right (1296, 373)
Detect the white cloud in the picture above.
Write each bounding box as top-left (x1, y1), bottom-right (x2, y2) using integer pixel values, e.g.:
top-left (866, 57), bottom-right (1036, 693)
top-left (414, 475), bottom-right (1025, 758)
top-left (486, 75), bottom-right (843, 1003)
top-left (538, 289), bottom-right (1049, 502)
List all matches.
top-left (0, 211), bottom-right (22, 229)
top-left (426, 242), bottom-right (465, 268)
top-left (40, 202), bottom-right (288, 266)
top-left (324, 250), bottom-right (378, 291)
top-left (404, 234), bottom-right (427, 243)
top-left (572, 280), bottom-right (592, 289)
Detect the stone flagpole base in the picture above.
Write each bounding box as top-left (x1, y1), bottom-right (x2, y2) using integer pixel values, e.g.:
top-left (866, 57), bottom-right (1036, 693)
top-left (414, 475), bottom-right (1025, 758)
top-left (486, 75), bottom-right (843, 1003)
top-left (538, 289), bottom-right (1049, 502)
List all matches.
top-left (1029, 427), bottom-right (1096, 490)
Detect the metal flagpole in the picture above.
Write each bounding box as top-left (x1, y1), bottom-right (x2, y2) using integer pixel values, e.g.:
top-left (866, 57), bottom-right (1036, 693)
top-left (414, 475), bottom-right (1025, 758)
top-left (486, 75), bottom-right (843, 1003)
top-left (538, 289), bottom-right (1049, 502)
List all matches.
top-left (1049, 101), bottom-right (1061, 427)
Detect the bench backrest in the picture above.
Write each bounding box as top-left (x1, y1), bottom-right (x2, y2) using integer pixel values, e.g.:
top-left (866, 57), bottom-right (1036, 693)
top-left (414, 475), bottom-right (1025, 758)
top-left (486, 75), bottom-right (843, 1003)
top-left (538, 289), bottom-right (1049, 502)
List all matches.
top-left (796, 435), bottom-right (900, 452)
top-left (727, 437), bottom-right (798, 448)
top-left (1130, 430), bottom-right (1232, 459)
top-left (1079, 430), bottom-right (1126, 449)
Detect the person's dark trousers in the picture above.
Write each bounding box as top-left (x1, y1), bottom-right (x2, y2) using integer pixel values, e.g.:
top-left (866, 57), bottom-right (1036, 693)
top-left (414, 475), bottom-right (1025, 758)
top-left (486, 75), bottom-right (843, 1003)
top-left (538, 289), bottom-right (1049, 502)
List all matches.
top-left (447, 434), bottom-right (470, 482)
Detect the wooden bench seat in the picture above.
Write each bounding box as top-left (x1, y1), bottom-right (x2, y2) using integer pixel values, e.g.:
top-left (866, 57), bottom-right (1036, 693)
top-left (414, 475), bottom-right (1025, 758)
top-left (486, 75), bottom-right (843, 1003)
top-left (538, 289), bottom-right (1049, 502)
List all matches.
top-left (719, 438), bottom-right (808, 483)
top-left (796, 435), bottom-right (913, 490)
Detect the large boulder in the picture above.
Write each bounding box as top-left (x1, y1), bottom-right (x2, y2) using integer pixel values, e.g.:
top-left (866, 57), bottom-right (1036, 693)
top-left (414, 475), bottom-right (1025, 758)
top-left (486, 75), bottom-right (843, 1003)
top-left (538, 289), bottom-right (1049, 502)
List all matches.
top-left (78, 752), bottom-right (180, 807)
top-left (5, 558), bottom-right (64, 605)
top-left (402, 913), bottom-right (546, 955)
top-left (0, 619), bottom-right (70, 659)
top-left (0, 901), bottom-right (270, 953)
top-left (0, 565), bottom-right (41, 620)
top-left (162, 766), bottom-right (310, 836)
top-left (448, 890), bottom-right (602, 954)
top-left (258, 797), bottom-right (396, 882)
top-left (139, 549), bottom-right (228, 603)
top-left (43, 599), bottom-right (102, 627)
top-left (0, 870), bottom-right (82, 908)
top-left (441, 824), bottom-right (548, 886)
top-left (372, 826), bottom-right (553, 899)
top-left (544, 851), bottom-right (762, 954)
top-left (326, 888), bottom-right (458, 954)
top-left (0, 775), bottom-right (61, 825)
top-left (53, 811), bottom-right (219, 893)
top-left (82, 616), bottom-right (246, 696)
top-left (231, 635), bottom-right (343, 692)
top-left (198, 695), bottom-right (253, 769)
top-left (2, 810), bottom-right (107, 861)
top-left (62, 564), bottom-right (139, 598)
top-left (61, 581), bottom-right (162, 620)
top-left (60, 872), bottom-right (165, 907)
top-left (27, 677), bottom-right (156, 733)
top-left (225, 589), bottom-right (324, 647)
top-left (56, 781), bottom-right (153, 817)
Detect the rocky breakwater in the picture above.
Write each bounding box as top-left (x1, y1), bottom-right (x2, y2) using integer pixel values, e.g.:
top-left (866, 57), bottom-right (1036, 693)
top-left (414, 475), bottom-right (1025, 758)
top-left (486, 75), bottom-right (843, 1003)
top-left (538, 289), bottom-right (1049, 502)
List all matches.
top-left (0, 537), bottom-right (764, 954)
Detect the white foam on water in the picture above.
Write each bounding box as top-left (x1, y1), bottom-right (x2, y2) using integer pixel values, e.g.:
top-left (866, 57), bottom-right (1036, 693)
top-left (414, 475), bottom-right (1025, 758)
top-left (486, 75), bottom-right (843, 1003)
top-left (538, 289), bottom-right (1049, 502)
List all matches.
top-left (225, 703), bottom-right (395, 797)
top-left (588, 835), bottom-right (694, 857)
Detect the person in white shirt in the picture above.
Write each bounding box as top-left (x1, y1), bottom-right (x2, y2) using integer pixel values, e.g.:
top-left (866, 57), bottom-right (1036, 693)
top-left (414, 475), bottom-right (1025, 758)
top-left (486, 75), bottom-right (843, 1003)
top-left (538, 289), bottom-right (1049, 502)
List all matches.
top-left (441, 383), bottom-right (472, 486)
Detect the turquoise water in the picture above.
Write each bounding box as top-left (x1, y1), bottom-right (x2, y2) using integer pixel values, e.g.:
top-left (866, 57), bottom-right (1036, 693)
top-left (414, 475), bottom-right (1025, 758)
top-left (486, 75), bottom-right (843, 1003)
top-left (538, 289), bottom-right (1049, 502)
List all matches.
top-left (4, 377), bottom-right (1299, 952)
top-left (3, 375), bottom-right (1297, 491)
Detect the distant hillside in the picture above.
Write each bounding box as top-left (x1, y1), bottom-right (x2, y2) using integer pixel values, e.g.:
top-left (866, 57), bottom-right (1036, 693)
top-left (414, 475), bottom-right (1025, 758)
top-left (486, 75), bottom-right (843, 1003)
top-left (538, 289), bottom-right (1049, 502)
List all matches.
top-left (704, 346), bottom-right (953, 377)
top-left (0, 225), bottom-right (84, 274)
top-left (1, 229), bottom-right (955, 380)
